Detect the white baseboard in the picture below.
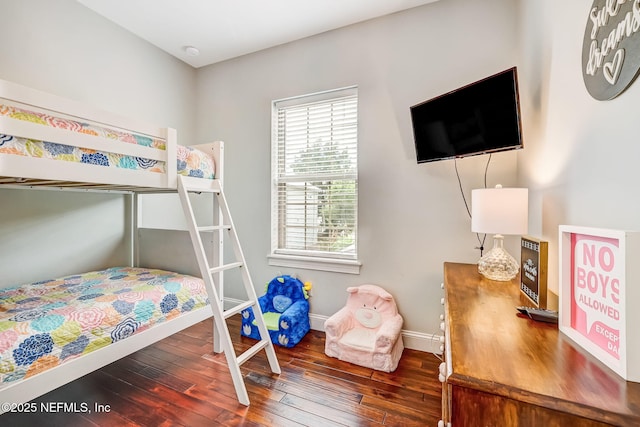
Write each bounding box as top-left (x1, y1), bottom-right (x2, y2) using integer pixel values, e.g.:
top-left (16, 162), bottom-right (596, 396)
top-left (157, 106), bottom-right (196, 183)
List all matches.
top-left (225, 298), bottom-right (443, 355)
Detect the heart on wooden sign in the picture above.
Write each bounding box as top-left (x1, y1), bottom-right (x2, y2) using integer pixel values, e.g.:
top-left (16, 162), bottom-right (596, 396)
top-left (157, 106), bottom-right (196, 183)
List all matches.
top-left (603, 49), bottom-right (625, 85)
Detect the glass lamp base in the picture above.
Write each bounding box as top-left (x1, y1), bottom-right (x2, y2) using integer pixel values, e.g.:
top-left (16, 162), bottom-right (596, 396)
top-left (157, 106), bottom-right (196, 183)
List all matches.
top-left (477, 235), bottom-right (519, 281)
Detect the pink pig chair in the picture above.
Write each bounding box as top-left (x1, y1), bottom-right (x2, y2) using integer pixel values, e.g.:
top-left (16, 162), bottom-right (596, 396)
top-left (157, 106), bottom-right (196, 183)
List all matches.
top-left (324, 284), bottom-right (404, 372)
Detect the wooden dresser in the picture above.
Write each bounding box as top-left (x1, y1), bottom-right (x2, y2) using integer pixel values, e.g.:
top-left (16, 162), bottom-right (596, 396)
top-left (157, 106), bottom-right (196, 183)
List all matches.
top-left (441, 262), bottom-right (640, 426)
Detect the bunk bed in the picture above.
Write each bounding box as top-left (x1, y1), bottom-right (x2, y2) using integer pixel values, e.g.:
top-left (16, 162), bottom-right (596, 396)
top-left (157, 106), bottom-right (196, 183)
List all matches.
top-left (0, 78), bottom-right (230, 411)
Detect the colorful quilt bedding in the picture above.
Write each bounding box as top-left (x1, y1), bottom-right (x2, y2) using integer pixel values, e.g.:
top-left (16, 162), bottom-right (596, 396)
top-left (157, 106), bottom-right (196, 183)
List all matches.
top-left (0, 103), bottom-right (215, 179)
top-left (0, 267), bottom-right (210, 388)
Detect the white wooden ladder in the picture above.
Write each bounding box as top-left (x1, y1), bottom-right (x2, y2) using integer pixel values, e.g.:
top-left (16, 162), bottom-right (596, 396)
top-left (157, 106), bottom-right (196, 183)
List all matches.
top-left (177, 175), bottom-right (281, 406)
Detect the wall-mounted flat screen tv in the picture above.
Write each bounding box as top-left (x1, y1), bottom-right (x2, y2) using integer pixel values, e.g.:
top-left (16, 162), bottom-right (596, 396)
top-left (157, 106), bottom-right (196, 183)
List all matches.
top-left (411, 67), bottom-right (523, 163)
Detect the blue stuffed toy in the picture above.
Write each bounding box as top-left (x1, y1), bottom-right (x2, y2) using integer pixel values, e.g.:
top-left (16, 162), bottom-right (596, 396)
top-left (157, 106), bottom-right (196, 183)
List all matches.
top-left (240, 275), bottom-right (311, 347)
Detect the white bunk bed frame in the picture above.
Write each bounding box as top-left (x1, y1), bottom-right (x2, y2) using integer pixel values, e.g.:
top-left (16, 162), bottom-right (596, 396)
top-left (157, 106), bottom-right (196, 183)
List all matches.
top-left (0, 78), bottom-right (219, 192)
top-left (0, 79), bottom-right (277, 410)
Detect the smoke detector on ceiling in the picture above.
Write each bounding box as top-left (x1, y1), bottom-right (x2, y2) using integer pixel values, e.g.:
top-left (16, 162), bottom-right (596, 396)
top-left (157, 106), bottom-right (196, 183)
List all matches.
top-left (184, 46), bottom-right (200, 56)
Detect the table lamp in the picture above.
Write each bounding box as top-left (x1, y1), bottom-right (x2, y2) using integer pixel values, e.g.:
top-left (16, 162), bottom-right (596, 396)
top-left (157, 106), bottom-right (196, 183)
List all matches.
top-left (471, 185), bottom-right (528, 281)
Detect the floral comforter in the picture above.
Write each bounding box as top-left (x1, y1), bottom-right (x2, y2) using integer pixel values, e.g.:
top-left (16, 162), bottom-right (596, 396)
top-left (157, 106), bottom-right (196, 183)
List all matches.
top-left (0, 103), bottom-right (215, 179)
top-left (0, 267), bottom-right (209, 388)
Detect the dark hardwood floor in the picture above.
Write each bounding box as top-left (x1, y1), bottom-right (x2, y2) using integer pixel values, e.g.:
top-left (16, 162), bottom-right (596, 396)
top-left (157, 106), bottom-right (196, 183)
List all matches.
top-left (1, 315), bottom-right (442, 426)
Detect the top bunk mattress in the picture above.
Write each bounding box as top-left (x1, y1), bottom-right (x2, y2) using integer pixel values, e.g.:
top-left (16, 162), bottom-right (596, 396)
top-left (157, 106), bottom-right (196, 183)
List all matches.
top-left (0, 102), bottom-right (215, 181)
top-left (0, 267), bottom-right (210, 389)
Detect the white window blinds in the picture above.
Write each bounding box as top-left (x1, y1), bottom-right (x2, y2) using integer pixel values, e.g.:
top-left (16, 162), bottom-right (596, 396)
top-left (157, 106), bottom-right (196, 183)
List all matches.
top-left (272, 87), bottom-right (358, 260)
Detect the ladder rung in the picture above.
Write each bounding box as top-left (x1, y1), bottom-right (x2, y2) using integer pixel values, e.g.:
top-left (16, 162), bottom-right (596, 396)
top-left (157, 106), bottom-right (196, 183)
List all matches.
top-left (184, 187), bottom-right (220, 194)
top-left (223, 300), bottom-right (256, 319)
top-left (237, 339), bottom-right (270, 366)
top-left (209, 262), bottom-right (243, 274)
top-left (198, 225), bottom-right (231, 232)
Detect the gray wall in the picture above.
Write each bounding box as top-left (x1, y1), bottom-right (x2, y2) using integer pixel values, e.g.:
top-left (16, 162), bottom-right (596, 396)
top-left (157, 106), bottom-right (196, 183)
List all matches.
top-left (517, 1), bottom-right (640, 297)
top-left (0, 0), bottom-right (197, 285)
top-left (5, 0), bottom-right (637, 354)
top-left (0, 0), bottom-right (521, 345)
top-left (195, 0), bottom-right (520, 336)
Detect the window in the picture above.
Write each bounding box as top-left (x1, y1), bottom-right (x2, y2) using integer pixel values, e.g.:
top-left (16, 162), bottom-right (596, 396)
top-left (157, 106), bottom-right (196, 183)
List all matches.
top-left (269, 87), bottom-right (360, 274)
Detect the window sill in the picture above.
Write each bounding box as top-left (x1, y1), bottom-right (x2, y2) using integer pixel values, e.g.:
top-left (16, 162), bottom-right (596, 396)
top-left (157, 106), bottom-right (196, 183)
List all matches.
top-left (267, 253), bottom-right (361, 274)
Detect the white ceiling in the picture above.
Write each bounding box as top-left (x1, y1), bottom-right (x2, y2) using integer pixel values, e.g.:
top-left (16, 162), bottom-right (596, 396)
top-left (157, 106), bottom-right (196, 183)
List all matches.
top-left (78, 0), bottom-right (440, 68)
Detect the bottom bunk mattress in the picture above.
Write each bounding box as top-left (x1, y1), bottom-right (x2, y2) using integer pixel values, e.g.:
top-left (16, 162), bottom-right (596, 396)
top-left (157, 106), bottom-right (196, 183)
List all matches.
top-left (0, 266), bottom-right (209, 389)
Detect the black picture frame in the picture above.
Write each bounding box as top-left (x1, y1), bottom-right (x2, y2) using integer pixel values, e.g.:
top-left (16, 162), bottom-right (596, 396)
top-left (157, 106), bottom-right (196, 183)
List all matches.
top-left (520, 236), bottom-right (548, 308)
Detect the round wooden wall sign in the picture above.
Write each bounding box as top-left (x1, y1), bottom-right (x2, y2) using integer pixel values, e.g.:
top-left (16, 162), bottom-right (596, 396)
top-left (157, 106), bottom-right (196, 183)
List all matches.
top-left (582, 0), bottom-right (640, 100)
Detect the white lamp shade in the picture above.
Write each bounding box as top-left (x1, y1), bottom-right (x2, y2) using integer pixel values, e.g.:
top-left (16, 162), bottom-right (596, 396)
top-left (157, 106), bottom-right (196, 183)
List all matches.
top-left (471, 187), bottom-right (528, 235)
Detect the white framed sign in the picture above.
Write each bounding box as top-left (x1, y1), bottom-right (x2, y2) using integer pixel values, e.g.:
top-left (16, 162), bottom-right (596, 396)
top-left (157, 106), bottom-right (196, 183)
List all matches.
top-left (559, 225), bottom-right (640, 382)
top-left (582, 0), bottom-right (640, 100)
